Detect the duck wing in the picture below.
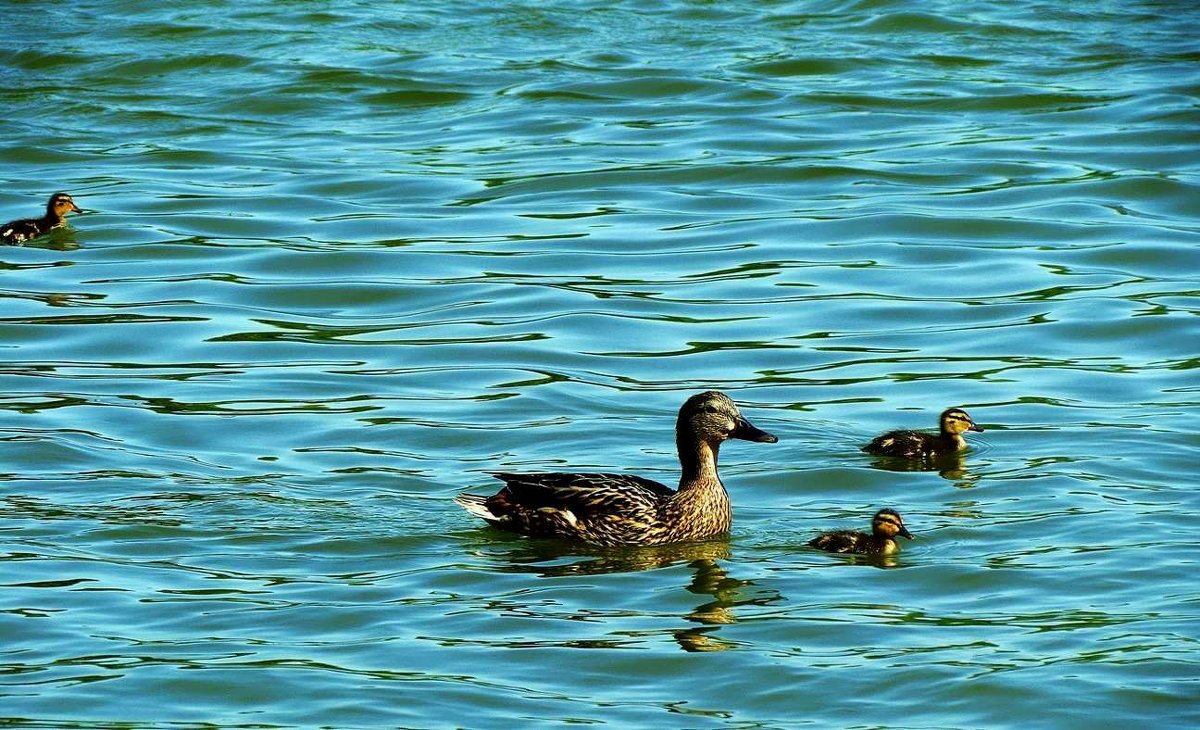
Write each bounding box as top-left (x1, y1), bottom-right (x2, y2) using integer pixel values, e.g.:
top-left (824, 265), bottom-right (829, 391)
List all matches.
top-left (807, 529), bottom-right (865, 553)
top-left (491, 471), bottom-right (674, 510)
top-left (863, 429), bottom-right (931, 457)
top-left (1, 218), bottom-right (42, 245)
top-left (460, 472), bottom-right (675, 545)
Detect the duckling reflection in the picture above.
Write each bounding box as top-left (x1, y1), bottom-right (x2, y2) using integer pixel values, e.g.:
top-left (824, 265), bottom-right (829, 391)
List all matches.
top-left (866, 450), bottom-right (980, 486)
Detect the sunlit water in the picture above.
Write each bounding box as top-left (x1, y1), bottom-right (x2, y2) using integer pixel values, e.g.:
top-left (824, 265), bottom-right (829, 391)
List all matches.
top-left (2, 1), bottom-right (1198, 727)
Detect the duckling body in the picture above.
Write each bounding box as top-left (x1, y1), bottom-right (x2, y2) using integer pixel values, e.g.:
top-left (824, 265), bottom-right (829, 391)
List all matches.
top-left (808, 508), bottom-right (913, 555)
top-left (455, 391), bottom-right (778, 547)
top-left (1, 193), bottom-right (82, 245)
top-left (863, 407), bottom-right (982, 458)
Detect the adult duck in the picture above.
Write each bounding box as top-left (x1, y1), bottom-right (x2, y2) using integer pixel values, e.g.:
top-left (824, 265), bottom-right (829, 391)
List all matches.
top-left (455, 391), bottom-right (778, 546)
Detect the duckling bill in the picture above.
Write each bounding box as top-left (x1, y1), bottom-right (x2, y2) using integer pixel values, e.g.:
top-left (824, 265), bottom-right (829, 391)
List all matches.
top-left (808, 508), bottom-right (913, 555)
top-left (455, 391), bottom-right (778, 547)
top-left (1, 192), bottom-right (83, 245)
top-left (863, 407), bottom-right (982, 458)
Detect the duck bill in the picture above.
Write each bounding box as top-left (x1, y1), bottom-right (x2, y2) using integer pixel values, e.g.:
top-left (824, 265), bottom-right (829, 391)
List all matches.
top-left (898, 526), bottom-right (914, 539)
top-left (968, 423), bottom-right (984, 433)
top-left (732, 417), bottom-right (777, 443)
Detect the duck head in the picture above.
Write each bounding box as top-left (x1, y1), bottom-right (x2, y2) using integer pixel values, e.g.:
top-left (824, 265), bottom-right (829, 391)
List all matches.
top-left (872, 508), bottom-right (913, 540)
top-left (940, 407), bottom-right (983, 436)
top-left (47, 192), bottom-right (82, 220)
top-left (676, 390), bottom-right (777, 446)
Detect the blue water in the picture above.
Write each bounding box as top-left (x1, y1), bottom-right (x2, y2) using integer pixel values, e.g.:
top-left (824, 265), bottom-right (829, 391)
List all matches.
top-left (2, 1), bottom-right (1198, 727)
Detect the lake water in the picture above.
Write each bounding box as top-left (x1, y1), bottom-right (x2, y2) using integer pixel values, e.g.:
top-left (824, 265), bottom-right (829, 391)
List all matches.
top-left (2, 1), bottom-right (1198, 727)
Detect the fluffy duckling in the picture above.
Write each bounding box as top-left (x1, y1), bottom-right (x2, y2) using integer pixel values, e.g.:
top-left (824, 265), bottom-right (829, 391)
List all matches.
top-left (1, 193), bottom-right (83, 245)
top-left (455, 391), bottom-right (778, 547)
top-left (863, 407), bottom-right (983, 458)
top-left (808, 508), bottom-right (913, 555)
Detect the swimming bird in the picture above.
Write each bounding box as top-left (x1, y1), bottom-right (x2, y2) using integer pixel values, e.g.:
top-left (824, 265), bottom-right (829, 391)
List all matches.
top-left (454, 390), bottom-right (778, 547)
top-left (1, 192), bottom-right (83, 245)
top-left (862, 407), bottom-right (983, 458)
top-left (808, 508), bottom-right (913, 555)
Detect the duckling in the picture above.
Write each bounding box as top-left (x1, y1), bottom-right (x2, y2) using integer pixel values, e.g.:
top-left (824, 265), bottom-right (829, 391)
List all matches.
top-left (1, 192), bottom-right (83, 245)
top-left (808, 508), bottom-right (913, 555)
top-left (863, 407), bottom-right (983, 458)
top-left (454, 390), bottom-right (778, 547)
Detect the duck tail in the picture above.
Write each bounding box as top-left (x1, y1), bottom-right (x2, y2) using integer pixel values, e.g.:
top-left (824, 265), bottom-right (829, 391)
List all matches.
top-left (454, 493), bottom-right (497, 521)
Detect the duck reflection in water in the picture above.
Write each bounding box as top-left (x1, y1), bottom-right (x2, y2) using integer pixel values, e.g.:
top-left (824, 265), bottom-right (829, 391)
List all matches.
top-left (866, 450), bottom-right (980, 487)
top-left (673, 555), bottom-right (781, 653)
top-left (468, 538), bottom-right (783, 653)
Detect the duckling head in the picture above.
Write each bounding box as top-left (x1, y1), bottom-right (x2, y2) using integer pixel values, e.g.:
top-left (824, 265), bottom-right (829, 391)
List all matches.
top-left (940, 407), bottom-right (983, 436)
top-left (677, 390), bottom-right (777, 446)
top-left (47, 192), bottom-right (82, 218)
top-left (872, 508), bottom-right (913, 540)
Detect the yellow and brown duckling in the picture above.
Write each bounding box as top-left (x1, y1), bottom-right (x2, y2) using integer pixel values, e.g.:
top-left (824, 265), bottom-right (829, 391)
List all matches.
top-left (1, 192), bottom-right (83, 245)
top-left (808, 508), bottom-right (913, 555)
top-left (455, 390), bottom-right (778, 547)
top-left (862, 407), bottom-right (983, 458)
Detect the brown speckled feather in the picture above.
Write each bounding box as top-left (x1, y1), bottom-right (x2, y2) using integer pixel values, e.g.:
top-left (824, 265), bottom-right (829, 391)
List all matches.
top-left (0, 218), bottom-right (48, 245)
top-left (480, 472), bottom-right (676, 546)
top-left (862, 429), bottom-right (948, 458)
top-left (808, 530), bottom-right (879, 553)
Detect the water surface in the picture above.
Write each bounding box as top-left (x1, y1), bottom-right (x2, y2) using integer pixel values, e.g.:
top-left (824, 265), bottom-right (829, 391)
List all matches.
top-left (2, 1), bottom-right (1198, 727)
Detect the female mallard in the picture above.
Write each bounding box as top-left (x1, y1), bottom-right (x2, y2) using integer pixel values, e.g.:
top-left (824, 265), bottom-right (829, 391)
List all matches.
top-left (454, 391), bottom-right (778, 547)
top-left (1, 193), bottom-right (83, 245)
top-left (808, 508), bottom-right (913, 555)
top-left (862, 407), bottom-right (983, 458)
